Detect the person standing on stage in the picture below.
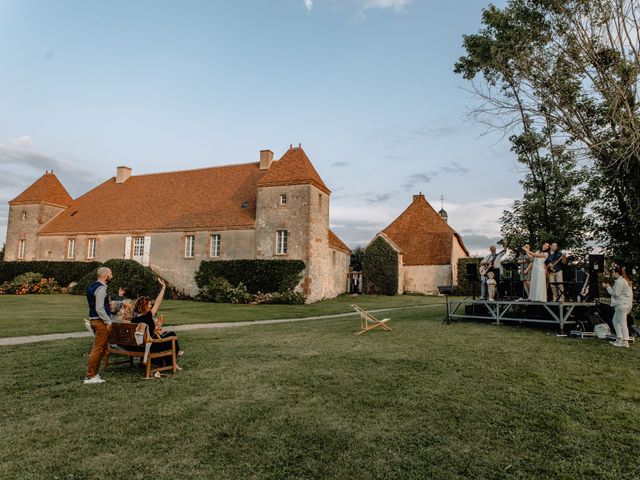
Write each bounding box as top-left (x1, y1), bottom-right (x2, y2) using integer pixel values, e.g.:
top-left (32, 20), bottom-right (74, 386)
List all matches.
top-left (518, 244), bottom-right (532, 298)
top-left (545, 242), bottom-right (565, 301)
top-left (480, 244), bottom-right (507, 300)
top-left (523, 243), bottom-right (549, 302)
top-left (603, 266), bottom-right (634, 348)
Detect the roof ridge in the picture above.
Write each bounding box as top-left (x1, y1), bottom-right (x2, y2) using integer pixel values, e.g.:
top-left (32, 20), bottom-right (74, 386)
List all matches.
top-left (123, 161), bottom-right (260, 178)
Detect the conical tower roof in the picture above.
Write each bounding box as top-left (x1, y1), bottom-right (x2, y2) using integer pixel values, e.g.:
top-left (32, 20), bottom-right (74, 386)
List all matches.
top-left (9, 172), bottom-right (72, 207)
top-left (381, 193), bottom-right (467, 265)
top-left (257, 146), bottom-right (330, 194)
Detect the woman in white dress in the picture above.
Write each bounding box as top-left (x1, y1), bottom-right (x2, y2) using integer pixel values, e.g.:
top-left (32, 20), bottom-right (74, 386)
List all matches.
top-left (603, 266), bottom-right (634, 348)
top-left (522, 243), bottom-right (549, 302)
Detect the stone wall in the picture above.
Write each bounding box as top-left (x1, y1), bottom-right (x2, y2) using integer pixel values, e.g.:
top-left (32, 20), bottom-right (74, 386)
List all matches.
top-left (402, 264), bottom-right (452, 294)
top-left (36, 229), bottom-right (255, 296)
top-left (450, 237), bottom-right (468, 286)
top-left (5, 203), bottom-right (66, 261)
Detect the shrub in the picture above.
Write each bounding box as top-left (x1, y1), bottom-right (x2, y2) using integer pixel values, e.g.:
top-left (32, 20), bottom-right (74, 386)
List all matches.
top-left (73, 259), bottom-right (164, 299)
top-left (455, 257), bottom-right (483, 296)
top-left (195, 259), bottom-right (305, 294)
top-left (198, 277), bottom-right (254, 304)
top-left (0, 261), bottom-right (101, 287)
top-left (264, 290), bottom-right (306, 305)
top-left (0, 272), bottom-right (62, 295)
top-left (363, 236), bottom-right (399, 295)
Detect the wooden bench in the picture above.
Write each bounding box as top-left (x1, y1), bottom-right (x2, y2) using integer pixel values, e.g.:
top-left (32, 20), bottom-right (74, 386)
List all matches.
top-left (104, 322), bottom-right (178, 379)
top-left (351, 304), bottom-right (392, 335)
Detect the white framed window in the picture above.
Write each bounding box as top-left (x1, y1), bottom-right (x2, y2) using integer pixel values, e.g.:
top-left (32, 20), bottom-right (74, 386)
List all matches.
top-left (210, 234), bottom-right (221, 257)
top-left (18, 239), bottom-right (26, 259)
top-left (21, 211), bottom-right (27, 221)
top-left (133, 237), bottom-right (145, 257)
top-left (280, 194), bottom-right (287, 205)
top-left (67, 239), bottom-right (75, 259)
top-left (185, 235), bottom-right (195, 258)
top-left (87, 238), bottom-right (96, 259)
top-left (276, 230), bottom-right (288, 255)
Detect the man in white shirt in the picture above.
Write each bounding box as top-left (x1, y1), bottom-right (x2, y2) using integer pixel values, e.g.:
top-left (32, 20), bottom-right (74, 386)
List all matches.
top-left (481, 244), bottom-right (507, 300)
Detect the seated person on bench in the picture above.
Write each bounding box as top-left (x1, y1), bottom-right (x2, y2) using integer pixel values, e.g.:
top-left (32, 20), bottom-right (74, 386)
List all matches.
top-left (132, 278), bottom-right (184, 361)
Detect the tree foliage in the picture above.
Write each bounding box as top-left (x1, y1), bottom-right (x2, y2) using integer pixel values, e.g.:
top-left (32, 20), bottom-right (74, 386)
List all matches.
top-left (350, 246), bottom-right (365, 271)
top-left (363, 237), bottom-right (399, 296)
top-left (455, 0), bottom-right (640, 268)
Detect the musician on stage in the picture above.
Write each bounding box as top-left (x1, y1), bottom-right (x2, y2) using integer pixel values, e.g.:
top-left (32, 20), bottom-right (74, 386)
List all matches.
top-left (517, 244), bottom-right (532, 298)
top-left (480, 244), bottom-right (507, 300)
top-left (545, 242), bottom-right (565, 302)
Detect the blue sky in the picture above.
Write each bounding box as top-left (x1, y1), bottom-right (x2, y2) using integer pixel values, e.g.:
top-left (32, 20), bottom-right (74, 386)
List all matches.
top-left (0, 0), bottom-right (516, 254)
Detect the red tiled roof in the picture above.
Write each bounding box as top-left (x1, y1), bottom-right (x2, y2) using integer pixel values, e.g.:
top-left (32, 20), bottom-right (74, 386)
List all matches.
top-left (328, 230), bottom-right (351, 253)
top-left (39, 163), bottom-right (269, 235)
top-left (37, 148), bottom-right (334, 236)
top-left (10, 172), bottom-right (72, 207)
top-left (258, 147), bottom-right (330, 194)
top-left (381, 194), bottom-right (468, 266)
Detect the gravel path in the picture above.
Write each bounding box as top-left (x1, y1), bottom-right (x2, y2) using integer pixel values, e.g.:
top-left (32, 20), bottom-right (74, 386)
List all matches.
top-left (0, 304), bottom-right (444, 347)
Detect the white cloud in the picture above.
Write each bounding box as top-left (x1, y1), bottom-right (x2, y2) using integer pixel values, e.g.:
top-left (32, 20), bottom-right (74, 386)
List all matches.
top-left (362, 0), bottom-right (411, 10)
top-left (303, 0), bottom-right (411, 15)
top-left (0, 136), bottom-right (102, 245)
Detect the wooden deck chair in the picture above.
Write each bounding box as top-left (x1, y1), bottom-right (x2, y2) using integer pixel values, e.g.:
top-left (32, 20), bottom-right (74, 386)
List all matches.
top-left (351, 304), bottom-right (392, 335)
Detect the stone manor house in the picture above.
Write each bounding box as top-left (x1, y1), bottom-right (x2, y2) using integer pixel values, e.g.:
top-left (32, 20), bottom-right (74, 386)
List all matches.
top-left (4, 146), bottom-right (351, 302)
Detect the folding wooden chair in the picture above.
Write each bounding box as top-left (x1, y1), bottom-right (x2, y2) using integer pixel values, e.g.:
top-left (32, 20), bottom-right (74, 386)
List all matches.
top-left (351, 304), bottom-right (392, 335)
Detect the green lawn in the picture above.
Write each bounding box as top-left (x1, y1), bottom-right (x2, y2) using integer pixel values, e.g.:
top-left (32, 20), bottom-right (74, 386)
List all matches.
top-left (0, 294), bottom-right (443, 338)
top-left (0, 303), bottom-right (639, 479)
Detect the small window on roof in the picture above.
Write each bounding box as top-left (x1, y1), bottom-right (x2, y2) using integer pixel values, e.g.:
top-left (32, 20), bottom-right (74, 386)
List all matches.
top-left (241, 201), bottom-right (249, 209)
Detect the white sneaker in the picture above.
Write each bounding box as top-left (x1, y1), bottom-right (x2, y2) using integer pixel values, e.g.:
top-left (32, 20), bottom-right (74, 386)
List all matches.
top-left (610, 340), bottom-right (629, 348)
top-left (83, 375), bottom-right (105, 384)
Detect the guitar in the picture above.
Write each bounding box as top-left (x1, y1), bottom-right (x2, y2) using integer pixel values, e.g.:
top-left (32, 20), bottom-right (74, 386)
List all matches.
top-left (546, 253), bottom-right (566, 276)
top-left (479, 247), bottom-right (507, 276)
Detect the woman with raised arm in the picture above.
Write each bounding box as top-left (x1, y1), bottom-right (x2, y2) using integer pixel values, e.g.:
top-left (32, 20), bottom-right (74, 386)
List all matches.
top-left (523, 243), bottom-right (549, 302)
top-left (603, 266), bottom-right (634, 348)
top-left (132, 278), bottom-right (184, 374)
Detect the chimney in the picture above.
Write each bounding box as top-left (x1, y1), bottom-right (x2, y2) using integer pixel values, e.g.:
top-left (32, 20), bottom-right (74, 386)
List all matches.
top-left (116, 166), bottom-right (132, 184)
top-left (413, 192), bottom-right (423, 202)
top-left (259, 150), bottom-right (274, 170)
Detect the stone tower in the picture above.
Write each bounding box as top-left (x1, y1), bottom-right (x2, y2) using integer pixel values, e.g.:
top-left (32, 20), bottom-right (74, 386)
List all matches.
top-left (254, 146), bottom-right (333, 301)
top-left (4, 172), bottom-right (72, 261)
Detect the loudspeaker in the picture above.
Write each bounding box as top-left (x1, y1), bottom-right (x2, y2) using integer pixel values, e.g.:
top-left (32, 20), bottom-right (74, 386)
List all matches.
top-left (466, 263), bottom-right (478, 280)
top-left (575, 269), bottom-right (588, 283)
top-left (588, 254), bottom-right (605, 273)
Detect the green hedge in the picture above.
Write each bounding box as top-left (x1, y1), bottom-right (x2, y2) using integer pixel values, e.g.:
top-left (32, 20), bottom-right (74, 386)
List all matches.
top-left (195, 259), bottom-right (306, 294)
top-left (455, 257), bottom-right (482, 296)
top-left (0, 261), bottom-right (101, 287)
top-left (73, 259), bottom-right (163, 299)
top-left (363, 236), bottom-right (398, 295)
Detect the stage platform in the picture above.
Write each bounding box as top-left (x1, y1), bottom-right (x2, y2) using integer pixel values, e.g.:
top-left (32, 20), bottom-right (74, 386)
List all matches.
top-left (446, 298), bottom-right (599, 331)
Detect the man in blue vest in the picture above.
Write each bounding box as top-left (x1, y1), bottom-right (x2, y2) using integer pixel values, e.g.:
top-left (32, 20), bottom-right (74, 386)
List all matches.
top-left (84, 267), bottom-right (115, 385)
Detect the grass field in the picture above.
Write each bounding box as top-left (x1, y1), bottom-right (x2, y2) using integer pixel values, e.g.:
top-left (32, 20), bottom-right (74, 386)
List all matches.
top-left (1, 297), bottom-right (639, 479)
top-left (0, 294), bottom-right (443, 338)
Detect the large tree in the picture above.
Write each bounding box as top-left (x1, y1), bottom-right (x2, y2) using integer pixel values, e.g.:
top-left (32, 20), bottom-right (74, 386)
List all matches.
top-left (455, 0), bottom-right (640, 268)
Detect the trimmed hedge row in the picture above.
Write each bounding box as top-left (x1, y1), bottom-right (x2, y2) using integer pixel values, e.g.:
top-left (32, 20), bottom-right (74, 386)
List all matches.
top-left (195, 259), bottom-right (306, 294)
top-left (0, 261), bottom-right (101, 287)
top-left (363, 236), bottom-right (398, 295)
top-left (73, 259), bottom-right (163, 299)
top-left (455, 257), bottom-right (482, 296)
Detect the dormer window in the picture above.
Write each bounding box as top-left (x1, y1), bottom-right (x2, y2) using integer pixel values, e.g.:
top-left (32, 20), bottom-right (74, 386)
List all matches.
top-left (280, 194), bottom-right (287, 206)
top-left (21, 211), bottom-right (27, 221)
top-left (241, 202), bottom-right (249, 209)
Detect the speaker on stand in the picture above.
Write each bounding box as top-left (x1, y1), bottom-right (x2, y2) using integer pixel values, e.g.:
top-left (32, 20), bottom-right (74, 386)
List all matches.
top-left (466, 263), bottom-right (479, 300)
